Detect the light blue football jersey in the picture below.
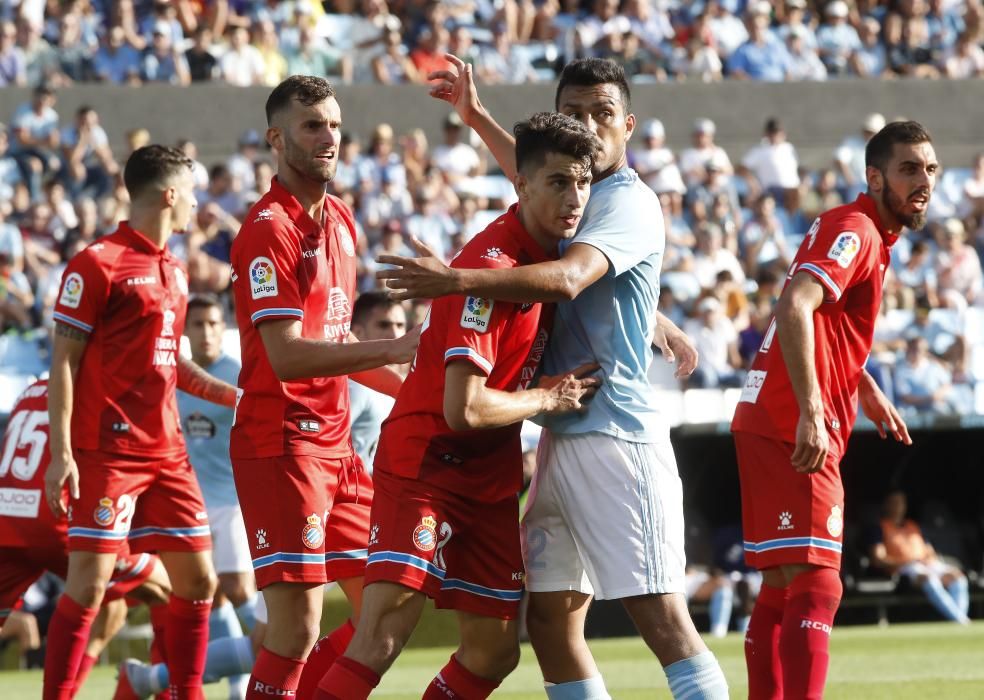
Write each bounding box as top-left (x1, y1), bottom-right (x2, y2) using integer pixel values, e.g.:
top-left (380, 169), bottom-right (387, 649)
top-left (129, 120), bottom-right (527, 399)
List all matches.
top-left (540, 167), bottom-right (667, 442)
top-left (177, 354), bottom-right (240, 509)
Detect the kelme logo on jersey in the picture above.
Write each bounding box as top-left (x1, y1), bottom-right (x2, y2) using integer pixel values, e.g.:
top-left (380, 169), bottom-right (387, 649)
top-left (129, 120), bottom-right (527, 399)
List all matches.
top-left (827, 232), bottom-right (860, 269)
top-left (302, 513), bottom-right (324, 550)
top-left (94, 497), bottom-right (116, 527)
top-left (59, 272), bottom-right (84, 309)
top-left (460, 297), bottom-right (494, 333)
top-left (412, 515), bottom-right (438, 552)
top-left (249, 257), bottom-right (278, 299)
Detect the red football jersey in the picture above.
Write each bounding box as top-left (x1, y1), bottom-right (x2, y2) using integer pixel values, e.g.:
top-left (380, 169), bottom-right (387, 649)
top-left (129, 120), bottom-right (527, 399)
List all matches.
top-left (0, 380), bottom-right (65, 548)
top-left (53, 223), bottom-right (189, 457)
top-left (230, 177), bottom-right (359, 459)
top-left (375, 206), bottom-right (555, 503)
top-left (732, 194), bottom-right (897, 458)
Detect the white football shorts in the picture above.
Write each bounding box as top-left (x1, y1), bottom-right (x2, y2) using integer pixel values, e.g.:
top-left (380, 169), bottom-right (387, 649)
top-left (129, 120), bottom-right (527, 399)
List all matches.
top-left (209, 504), bottom-right (253, 575)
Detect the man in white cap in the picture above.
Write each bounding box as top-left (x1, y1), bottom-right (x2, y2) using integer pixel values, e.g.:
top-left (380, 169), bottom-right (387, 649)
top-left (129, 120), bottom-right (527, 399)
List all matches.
top-left (816, 0), bottom-right (860, 75)
top-left (679, 117), bottom-right (733, 188)
top-left (834, 113), bottom-right (886, 199)
top-left (631, 118), bottom-right (686, 196)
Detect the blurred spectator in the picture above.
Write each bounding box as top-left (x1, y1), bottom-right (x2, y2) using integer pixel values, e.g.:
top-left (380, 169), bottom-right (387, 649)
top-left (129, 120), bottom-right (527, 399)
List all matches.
top-left (141, 20), bottom-right (190, 84)
top-left (358, 123), bottom-right (404, 196)
top-left (784, 26), bottom-right (827, 81)
top-left (9, 85), bottom-right (60, 198)
top-left (632, 119), bottom-right (686, 197)
top-left (834, 113), bottom-right (886, 200)
top-left (671, 30), bottom-right (724, 82)
top-left (253, 19), bottom-right (288, 86)
top-left (740, 117), bottom-right (800, 205)
top-left (60, 105), bottom-right (118, 200)
top-left (431, 112), bottom-right (480, 183)
top-left (889, 15), bottom-right (942, 78)
top-left (740, 193), bottom-right (792, 278)
top-left (706, 0), bottom-right (749, 59)
top-left (333, 133), bottom-right (363, 193)
top-left (816, 0), bottom-right (860, 76)
top-left (479, 22), bottom-right (537, 84)
top-left (935, 218), bottom-right (982, 309)
top-left (964, 153), bottom-right (984, 221)
top-left (895, 336), bottom-right (954, 414)
top-left (800, 168), bottom-right (844, 222)
top-left (185, 25), bottom-right (219, 82)
top-left (372, 28), bottom-right (420, 84)
top-left (575, 0), bottom-right (628, 57)
top-left (92, 25), bottom-right (142, 84)
top-left (290, 22), bottom-right (352, 83)
top-left (738, 294), bottom-right (774, 367)
top-left (894, 239), bottom-right (939, 309)
top-left (177, 138), bottom-right (210, 191)
top-left (19, 18), bottom-right (59, 87)
top-left (684, 296), bottom-right (744, 388)
top-left (53, 11), bottom-right (92, 84)
top-left (679, 118), bottom-right (733, 189)
top-left (0, 20), bottom-right (26, 86)
top-left (0, 250), bottom-right (33, 329)
top-left (201, 163), bottom-right (244, 218)
top-left (943, 30), bottom-right (984, 78)
top-left (727, 2), bottom-right (790, 81)
top-left (774, 0), bottom-right (817, 50)
top-left (0, 124), bottom-right (22, 203)
top-left (0, 609), bottom-right (40, 667)
top-left (219, 25), bottom-right (265, 86)
top-left (693, 222), bottom-right (745, 290)
top-left (851, 16), bottom-right (890, 77)
top-left (410, 23), bottom-right (452, 80)
top-left (226, 129), bottom-right (263, 197)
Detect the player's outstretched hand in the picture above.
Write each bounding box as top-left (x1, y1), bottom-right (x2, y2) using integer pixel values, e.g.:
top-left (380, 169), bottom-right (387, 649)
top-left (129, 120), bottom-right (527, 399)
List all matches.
top-left (391, 325), bottom-right (422, 364)
top-left (859, 375), bottom-right (912, 445)
top-left (45, 452), bottom-right (79, 518)
top-left (377, 236), bottom-right (457, 300)
top-left (653, 321), bottom-right (698, 378)
top-left (791, 411), bottom-right (829, 474)
top-left (539, 363), bottom-right (602, 414)
top-left (427, 54), bottom-right (482, 126)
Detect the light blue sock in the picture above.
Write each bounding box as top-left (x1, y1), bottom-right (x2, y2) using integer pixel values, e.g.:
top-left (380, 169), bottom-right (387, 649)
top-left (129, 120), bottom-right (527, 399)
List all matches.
top-left (544, 676), bottom-right (611, 699)
top-left (946, 577), bottom-right (970, 617)
top-left (922, 576), bottom-right (967, 622)
top-left (235, 594), bottom-right (260, 632)
top-left (210, 602), bottom-right (243, 639)
top-left (736, 615), bottom-right (751, 634)
top-left (664, 650), bottom-right (729, 700)
top-left (148, 635), bottom-right (255, 688)
top-left (708, 585), bottom-right (734, 637)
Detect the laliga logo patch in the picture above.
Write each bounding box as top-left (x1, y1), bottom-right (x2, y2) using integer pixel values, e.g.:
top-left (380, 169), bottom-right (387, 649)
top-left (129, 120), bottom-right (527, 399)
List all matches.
top-left (827, 232), bottom-right (860, 269)
top-left (249, 256), bottom-right (278, 299)
top-left (460, 296), bottom-right (494, 333)
top-left (94, 497), bottom-right (116, 527)
top-left (338, 222), bottom-right (355, 257)
top-left (827, 505), bottom-right (843, 538)
top-left (301, 513), bottom-right (324, 550)
top-left (59, 272), bottom-right (84, 309)
top-left (412, 515), bottom-right (438, 552)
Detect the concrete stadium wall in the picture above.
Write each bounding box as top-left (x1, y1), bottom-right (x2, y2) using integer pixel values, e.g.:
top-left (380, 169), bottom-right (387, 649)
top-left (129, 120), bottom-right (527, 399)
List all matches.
top-left (1, 79), bottom-right (982, 171)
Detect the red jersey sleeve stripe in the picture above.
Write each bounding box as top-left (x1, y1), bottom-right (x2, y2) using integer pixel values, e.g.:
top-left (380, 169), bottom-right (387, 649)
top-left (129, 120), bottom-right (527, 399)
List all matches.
top-left (798, 263), bottom-right (843, 302)
top-left (444, 347), bottom-right (493, 375)
top-left (53, 312), bottom-right (94, 333)
top-left (250, 307), bottom-right (304, 325)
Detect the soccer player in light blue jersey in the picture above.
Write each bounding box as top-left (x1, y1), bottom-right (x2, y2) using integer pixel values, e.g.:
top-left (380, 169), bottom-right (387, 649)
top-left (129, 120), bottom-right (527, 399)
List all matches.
top-left (378, 56), bottom-right (728, 700)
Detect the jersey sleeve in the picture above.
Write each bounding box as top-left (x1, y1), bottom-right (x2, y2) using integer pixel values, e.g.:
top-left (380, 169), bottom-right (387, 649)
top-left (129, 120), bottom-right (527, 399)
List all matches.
top-left (442, 293), bottom-right (515, 376)
top-left (233, 218), bottom-right (305, 327)
top-left (52, 248), bottom-right (111, 334)
top-left (794, 215), bottom-right (876, 303)
top-left (572, 184), bottom-right (664, 276)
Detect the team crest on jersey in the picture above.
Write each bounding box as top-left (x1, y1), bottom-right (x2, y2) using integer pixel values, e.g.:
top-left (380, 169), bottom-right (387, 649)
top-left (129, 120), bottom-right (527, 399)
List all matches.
top-left (161, 309), bottom-right (176, 337)
top-left (301, 513), bottom-right (324, 550)
top-left (94, 497), bottom-right (116, 527)
top-left (460, 297), bottom-right (493, 333)
top-left (827, 505), bottom-right (843, 538)
top-left (59, 272), bottom-right (84, 309)
top-left (249, 256), bottom-right (278, 299)
top-left (827, 232), bottom-right (860, 269)
top-left (173, 268), bottom-right (189, 296)
top-left (338, 222), bottom-right (355, 257)
top-left (412, 515), bottom-right (438, 552)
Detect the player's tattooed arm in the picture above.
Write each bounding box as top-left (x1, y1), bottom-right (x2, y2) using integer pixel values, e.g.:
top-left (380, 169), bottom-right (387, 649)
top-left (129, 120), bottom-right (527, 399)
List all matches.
top-left (54, 322), bottom-right (90, 342)
top-left (46, 322), bottom-right (89, 517)
top-left (177, 355), bottom-right (237, 408)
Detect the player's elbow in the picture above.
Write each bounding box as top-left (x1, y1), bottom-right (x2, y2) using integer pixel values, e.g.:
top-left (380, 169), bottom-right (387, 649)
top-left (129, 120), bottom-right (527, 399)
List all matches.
top-left (444, 404), bottom-right (478, 431)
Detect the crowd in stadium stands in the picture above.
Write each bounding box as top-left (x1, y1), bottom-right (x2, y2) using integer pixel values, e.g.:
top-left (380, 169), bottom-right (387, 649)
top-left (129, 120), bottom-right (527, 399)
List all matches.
top-left (0, 0), bottom-right (983, 88)
top-left (2, 78), bottom-right (984, 413)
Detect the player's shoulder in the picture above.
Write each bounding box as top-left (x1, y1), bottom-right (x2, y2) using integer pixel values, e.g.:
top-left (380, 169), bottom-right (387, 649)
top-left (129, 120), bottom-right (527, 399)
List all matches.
top-left (586, 168), bottom-right (661, 217)
top-left (325, 193), bottom-right (356, 222)
top-left (68, 233), bottom-right (125, 271)
top-left (452, 217), bottom-right (522, 271)
top-left (232, 197), bottom-right (298, 255)
top-left (818, 199), bottom-right (879, 240)
top-left (10, 378), bottom-right (48, 414)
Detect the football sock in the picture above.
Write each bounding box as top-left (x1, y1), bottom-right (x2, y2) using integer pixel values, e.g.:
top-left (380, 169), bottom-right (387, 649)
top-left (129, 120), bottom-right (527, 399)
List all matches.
top-left (947, 576), bottom-right (970, 618)
top-left (923, 575), bottom-right (968, 623)
top-left (780, 568), bottom-right (842, 700)
top-left (736, 615), bottom-right (751, 634)
top-left (235, 594), bottom-right (260, 632)
top-left (544, 675), bottom-right (612, 699)
top-left (744, 583), bottom-right (787, 700)
top-left (246, 647), bottom-right (305, 700)
top-left (166, 595), bottom-right (211, 699)
top-left (72, 653), bottom-right (99, 696)
top-left (314, 656), bottom-right (379, 700)
top-left (129, 636), bottom-right (256, 694)
top-left (149, 603), bottom-right (169, 666)
top-left (422, 654), bottom-right (500, 699)
top-left (43, 595), bottom-right (99, 700)
top-left (664, 650), bottom-right (729, 699)
top-left (209, 602), bottom-right (249, 694)
top-left (295, 619), bottom-right (356, 699)
top-left (709, 584), bottom-right (735, 637)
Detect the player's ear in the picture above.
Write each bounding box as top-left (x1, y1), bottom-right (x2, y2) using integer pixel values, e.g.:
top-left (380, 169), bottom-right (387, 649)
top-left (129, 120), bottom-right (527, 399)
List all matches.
top-left (514, 172), bottom-right (529, 202)
top-left (266, 126), bottom-right (282, 153)
top-left (865, 165), bottom-right (883, 194)
top-left (624, 112), bottom-right (636, 142)
top-left (162, 184), bottom-right (177, 208)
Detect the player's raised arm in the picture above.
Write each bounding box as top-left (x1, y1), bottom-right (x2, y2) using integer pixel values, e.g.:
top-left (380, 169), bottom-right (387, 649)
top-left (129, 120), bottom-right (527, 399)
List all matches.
top-left (176, 354), bottom-right (237, 407)
top-left (774, 272), bottom-right (829, 474)
top-left (45, 322), bottom-right (88, 516)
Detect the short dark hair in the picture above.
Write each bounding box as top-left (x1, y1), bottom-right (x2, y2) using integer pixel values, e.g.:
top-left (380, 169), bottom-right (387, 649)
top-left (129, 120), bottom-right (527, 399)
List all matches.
top-left (187, 292), bottom-right (223, 315)
top-left (554, 58), bottom-right (630, 114)
top-left (123, 145), bottom-right (193, 199)
top-left (514, 112), bottom-right (601, 176)
top-left (865, 120), bottom-right (932, 172)
top-left (265, 75), bottom-right (335, 126)
top-left (352, 291), bottom-right (400, 327)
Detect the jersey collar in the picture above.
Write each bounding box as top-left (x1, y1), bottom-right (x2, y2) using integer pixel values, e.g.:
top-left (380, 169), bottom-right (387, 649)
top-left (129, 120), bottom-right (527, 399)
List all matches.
top-left (506, 204), bottom-right (558, 263)
top-left (855, 193), bottom-right (898, 247)
top-left (269, 176), bottom-right (330, 231)
top-left (118, 221), bottom-right (174, 257)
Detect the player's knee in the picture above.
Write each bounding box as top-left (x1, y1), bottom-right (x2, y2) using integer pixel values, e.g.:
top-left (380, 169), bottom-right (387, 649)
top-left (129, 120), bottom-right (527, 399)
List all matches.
top-left (174, 568), bottom-right (218, 601)
top-left (472, 642), bottom-right (521, 681)
top-left (221, 578), bottom-right (254, 606)
top-left (72, 578), bottom-right (110, 608)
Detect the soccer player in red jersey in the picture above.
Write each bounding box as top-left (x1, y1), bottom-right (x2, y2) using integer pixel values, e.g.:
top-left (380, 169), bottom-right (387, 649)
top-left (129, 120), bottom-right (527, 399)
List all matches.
top-left (0, 378), bottom-right (173, 697)
top-left (731, 121), bottom-right (937, 699)
top-left (316, 114), bottom-right (602, 700)
top-left (42, 145), bottom-right (238, 700)
top-left (229, 76), bottom-right (418, 699)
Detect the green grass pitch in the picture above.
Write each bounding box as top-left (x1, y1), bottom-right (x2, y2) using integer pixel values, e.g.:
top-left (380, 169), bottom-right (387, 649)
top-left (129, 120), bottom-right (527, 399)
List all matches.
top-left (2, 622), bottom-right (982, 698)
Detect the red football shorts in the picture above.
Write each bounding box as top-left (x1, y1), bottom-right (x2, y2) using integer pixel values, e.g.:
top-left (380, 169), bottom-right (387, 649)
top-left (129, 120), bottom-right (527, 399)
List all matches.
top-left (365, 471), bottom-right (524, 620)
top-left (232, 453), bottom-right (372, 589)
top-left (68, 449), bottom-right (211, 554)
top-left (734, 431), bottom-right (844, 571)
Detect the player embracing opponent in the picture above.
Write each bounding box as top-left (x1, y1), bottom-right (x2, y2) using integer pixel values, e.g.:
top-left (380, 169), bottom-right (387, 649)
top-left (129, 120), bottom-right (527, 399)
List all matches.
top-left (318, 113), bottom-right (602, 699)
top-left (731, 122), bottom-right (934, 699)
top-left (0, 378), bottom-right (172, 697)
top-left (42, 145), bottom-right (239, 700)
top-left (378, 57), bottom-right (728, 699)
top-left (229, 75), bottom-right (417, 699)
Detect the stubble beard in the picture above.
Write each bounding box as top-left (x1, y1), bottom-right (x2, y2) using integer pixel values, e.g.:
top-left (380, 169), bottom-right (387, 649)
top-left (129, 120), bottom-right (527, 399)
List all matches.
top-left (883, 185), bottom-right (927, 231)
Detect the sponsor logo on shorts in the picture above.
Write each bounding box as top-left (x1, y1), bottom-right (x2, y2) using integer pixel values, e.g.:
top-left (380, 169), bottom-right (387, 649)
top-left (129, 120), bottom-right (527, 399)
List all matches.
top-left (827, 231), bottom-right (860, 269)
top-left (800, 619), bottom-right (832, 635)
top-left (338, 223), bottom-right (355, 257)
top-left (196, 511), bottom-right (208, 521)
top-left (302, 513), bottom-right (324, 550)
top-left (94, 497), bottom-right (116, 527)
top-left (827, 505), bottom-right (843, 538)
top-left (255, 529), bottom-right (269, 550)
top-left (460, 296), bottom-right (493, 333)
top-left (368, 524), bottom-right (379, 547)
top-left (249, 256), bottom-right (278, 299)
top-left (412, 515), bottom-right (438, 552)
top-left (778, 511), bottom-right (794, 531)
top-left (59, 272), bottom-right (84, 309)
